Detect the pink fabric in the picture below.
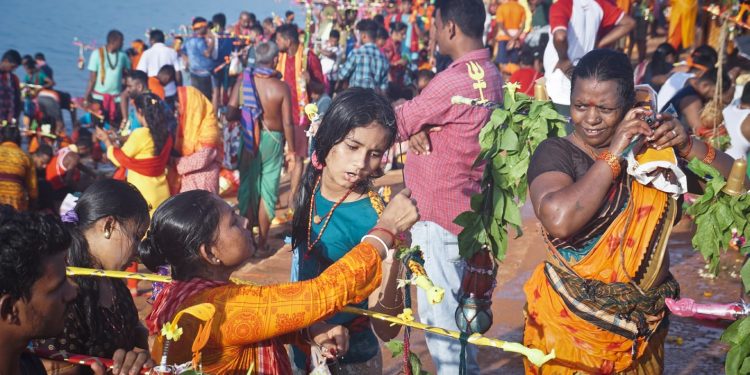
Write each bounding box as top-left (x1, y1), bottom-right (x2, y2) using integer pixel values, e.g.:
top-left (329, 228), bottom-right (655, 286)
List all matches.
top-left (176, 147), bottom-right (221, 193)
top-left (396, 49), bottom-right (503, 235)
top-left (145, 278), bottom-right (226, 335)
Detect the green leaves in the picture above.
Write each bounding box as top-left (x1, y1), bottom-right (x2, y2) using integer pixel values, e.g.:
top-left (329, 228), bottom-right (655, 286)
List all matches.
top-left (454, 88), bottom-right (565, 261)
top-left (723, 318), bottom-right (750, 375)
top-left (384, 340), bottom-right (431, 375)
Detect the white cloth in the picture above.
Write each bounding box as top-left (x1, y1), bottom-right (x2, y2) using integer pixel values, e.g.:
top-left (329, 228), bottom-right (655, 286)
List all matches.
top-left (656, 72), bottom-right (694, 111)
top-left (136, 42), bottom-right (183, 97)
top-left (723, 99), bottom-right (750, 159)
top-left (320, 43), bottom-right (340, 77)
top-left (543, 0), bottom-right (603, 105)
top-left (625, 149), bottom-right (688, 198)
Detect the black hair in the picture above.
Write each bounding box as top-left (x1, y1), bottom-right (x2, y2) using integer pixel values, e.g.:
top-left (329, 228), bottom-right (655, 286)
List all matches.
top-left (75, 129), bottom-right (94, 149)
top-left (691, 45), bottom-right (718, 70)
top-left (263, 17), bottom-right (274, 25)
top-left (0, 205), bottom-right (70, 300)
top-left (571, 49), bottom-right (635, 110)
top-left (357, 19), bottom-right (378, 41)
top-left (128, 69), bottom-right (148, 87)
top-left (374, 14), bottom-right (385, 26)
top-left (698, 67), bottom-right (732, 93)
top-left (376, 27), bottom-right (389, 41)
top-left (650, 43), bottom-right (677, 76)
top-left (193, 17), bottom-right (207, 26)
top-left (276, 23), bottom-right (300, 42)
top-left (0, 125), bottom-right (21, 145)
top-left (435, 0), bottom-right (486, 40)
top-left (742, 84), bottom-right (750, 105)
top-left (2, 49), bottom-right (22, 65)
top-left (212, 13), bottom-right (227, 28)
top-left (390, 21), bottom-right (408, 34)
top-left (21, 55), bottom-right (35, 70)
top-left (34, 144), bottom-right (53, 159)
top-left (416, 68), bottom-right (436, 82)
top-left (139, 190), bottom-right (222, 280)
top-left (250, 24), bottom-right (264, 35)
top-left (150, 29), bottom-right (165, 44)
top-left (133, 93), bottom-right (172, 156)
top-left (286, 10), bottom-right (295, 18)
top-left (106, 29), bottom-right (124, 45)
top-left (34, 53), bottom-right (46, 61)
top-left (291, 88), bottom-right (397, 251)
top-left (65, 179), bottom-right (148, 345)
top-left (329, 29), bottom-right (341, 40)
top-left (157, 64), bottom-right (176, 83)
top-left (308, 80), bottom-right (326, 96)
top-left (519, 47), bottom-right (537, 66)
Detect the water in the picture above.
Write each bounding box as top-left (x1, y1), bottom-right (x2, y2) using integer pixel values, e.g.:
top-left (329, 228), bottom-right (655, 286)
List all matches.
top-left (1, 0), bottom-right (302, 97)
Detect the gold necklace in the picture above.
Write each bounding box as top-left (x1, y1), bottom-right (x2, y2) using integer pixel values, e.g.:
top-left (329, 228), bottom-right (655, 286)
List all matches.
top-left (571, 131), bottom-right (599, 159)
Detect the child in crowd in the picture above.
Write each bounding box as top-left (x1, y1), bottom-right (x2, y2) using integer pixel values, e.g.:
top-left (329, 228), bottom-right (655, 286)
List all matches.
top-left (508, 47), bottom-right (543, 95)
top-left (290, 88), bottom-right (407, 374)
top-left (415, 68), bottom-right (435, 95)
top-left (320, 30), bottom-right (341, 94)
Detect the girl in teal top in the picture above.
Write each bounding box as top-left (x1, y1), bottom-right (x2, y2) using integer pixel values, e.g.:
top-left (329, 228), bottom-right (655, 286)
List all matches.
top-left (290, 88), bottom-right (405, 373)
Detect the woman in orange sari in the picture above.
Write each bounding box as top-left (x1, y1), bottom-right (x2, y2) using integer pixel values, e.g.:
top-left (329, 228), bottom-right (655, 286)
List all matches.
top-left (140, 188), bottom-right (418, 374)
top-left (523, 49), bottom-right (745, 374)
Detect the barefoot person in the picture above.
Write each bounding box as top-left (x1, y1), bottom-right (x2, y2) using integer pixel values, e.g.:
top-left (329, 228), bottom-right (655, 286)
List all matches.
top-left (229, 42), bottom-right (295, 256)
top-left (523, 49), bottom-right (746, 374)
top-left (140, 187), bottom-right (419, 374)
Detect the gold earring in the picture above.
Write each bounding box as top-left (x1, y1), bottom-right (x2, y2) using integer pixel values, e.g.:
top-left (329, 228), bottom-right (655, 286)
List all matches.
top-left (104, 230), bottom-right (111, 239)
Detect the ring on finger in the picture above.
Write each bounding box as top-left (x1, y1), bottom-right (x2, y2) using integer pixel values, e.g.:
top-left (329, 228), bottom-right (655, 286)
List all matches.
top-left (671, 129), bottom-right (677, 137)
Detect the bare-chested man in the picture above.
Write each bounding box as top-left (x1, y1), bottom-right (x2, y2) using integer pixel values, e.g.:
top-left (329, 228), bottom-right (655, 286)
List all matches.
top-left (229, 42), bottom-right (294, 256)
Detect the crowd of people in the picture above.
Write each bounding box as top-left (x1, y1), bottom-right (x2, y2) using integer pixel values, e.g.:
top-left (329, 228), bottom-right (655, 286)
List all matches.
top-left (2, 0), bottom-right (750, 374)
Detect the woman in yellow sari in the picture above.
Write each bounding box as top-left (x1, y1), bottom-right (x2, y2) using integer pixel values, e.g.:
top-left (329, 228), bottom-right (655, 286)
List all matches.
top-left (140, 188), bottom-right (418, 374)
top-left (523, 49), bottom-right (745, 374)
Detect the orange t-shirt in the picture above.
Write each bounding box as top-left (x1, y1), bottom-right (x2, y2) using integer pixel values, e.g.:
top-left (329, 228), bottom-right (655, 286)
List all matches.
top-left (495, 1), bottom-right (526, 41)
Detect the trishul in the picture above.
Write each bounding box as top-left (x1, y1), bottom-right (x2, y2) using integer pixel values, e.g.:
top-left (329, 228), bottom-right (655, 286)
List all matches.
top-left (467, 60), bottom-right (487, 103)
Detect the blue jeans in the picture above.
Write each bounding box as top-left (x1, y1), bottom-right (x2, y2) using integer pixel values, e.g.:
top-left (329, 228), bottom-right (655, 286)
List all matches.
top-left (412, 221), bottom-right (479, 374)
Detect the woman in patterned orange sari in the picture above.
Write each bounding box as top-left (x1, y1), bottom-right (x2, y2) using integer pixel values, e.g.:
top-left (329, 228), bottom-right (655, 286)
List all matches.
top-left (140, 187), bottom-right (419, 374)
top-left (523, 49), bottom-right (745, 374)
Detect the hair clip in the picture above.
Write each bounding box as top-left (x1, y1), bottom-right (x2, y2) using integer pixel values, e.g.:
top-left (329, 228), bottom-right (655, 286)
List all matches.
top-left (151, 98), bottom-right (157, 105)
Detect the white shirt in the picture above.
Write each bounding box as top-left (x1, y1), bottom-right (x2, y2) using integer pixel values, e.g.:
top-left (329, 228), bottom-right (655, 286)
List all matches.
top-left (320, 42), bottom-right (340, 77)
top-left (136, 42), bottom-right (182, 97)
top-left (656, 72), bottom-right (694, 112)
top-left (723, 99), bottom-right (750, 159)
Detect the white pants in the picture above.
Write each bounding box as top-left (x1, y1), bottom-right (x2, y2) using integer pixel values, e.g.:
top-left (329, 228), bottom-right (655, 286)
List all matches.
top-left (412, 221), bottom-right (480, 374)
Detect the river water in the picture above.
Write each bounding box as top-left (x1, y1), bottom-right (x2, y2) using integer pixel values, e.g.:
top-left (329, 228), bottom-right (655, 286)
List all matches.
top-left (1, 0), bottom-right (300, 96)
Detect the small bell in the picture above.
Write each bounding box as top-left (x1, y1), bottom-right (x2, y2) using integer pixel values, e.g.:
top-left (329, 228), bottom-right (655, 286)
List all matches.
top-left (723, 158), bottom-right (748, 196)
top-left (534, 77), bottom-right (548, 101)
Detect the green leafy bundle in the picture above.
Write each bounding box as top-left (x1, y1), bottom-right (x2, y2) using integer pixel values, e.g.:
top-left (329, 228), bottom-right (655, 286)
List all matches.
top-left (685, 159), bottom-right (750, 375)
top-left (385, 340), bottom-right (431, 375)
top-left (685, 159), bottom-right (750, 275)
top-left (454, 85), bottom-right (566, 260)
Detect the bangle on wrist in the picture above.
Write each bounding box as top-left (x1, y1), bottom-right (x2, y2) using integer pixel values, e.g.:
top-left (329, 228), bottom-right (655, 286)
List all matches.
top-left (678, 136), bottom-right (694, 158)
top-left (376, 295), bottom-right (404, 310)
top-left (361, 234), bottom-right (389, 256)
top-left (597, 150), bottom-right (621, 180)
top-left (702, 142), bottom-right (716, 164)
top-left (369, 227), bottom-right (396, 245)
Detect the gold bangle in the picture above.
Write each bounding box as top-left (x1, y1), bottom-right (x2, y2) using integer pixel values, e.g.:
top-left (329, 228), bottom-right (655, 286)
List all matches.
top-left (702, 143), bottom-right (716, 164)
top-left (597, 150), bottom-right (621, 180)
top-left (376, 294), bottom-right (404, 310)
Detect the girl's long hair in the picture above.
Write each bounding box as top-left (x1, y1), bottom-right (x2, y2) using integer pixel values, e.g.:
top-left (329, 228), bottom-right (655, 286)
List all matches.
top-left (65, 179), bottom-right (149, 348)
top-left (133, 93), bottom-right (172, 155)
top-left (290, 88), bottom-right (397, 251)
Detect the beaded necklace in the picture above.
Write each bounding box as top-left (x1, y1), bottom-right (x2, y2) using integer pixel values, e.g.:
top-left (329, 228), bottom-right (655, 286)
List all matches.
top-left (571, 131), bottom-right (599, 159)
top-left (306, 175), bottom-right (355, 256)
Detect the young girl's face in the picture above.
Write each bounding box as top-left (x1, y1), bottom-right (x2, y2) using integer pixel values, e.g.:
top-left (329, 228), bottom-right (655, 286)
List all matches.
top-left (323, 122), bottom-right (391, 190)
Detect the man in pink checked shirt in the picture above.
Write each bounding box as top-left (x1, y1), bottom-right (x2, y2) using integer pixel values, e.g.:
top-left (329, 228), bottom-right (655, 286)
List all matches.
top-left (395, 0), bottom-right (502, 372)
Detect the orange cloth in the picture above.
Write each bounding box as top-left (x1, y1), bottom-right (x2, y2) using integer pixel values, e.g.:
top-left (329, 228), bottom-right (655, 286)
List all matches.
top-left (524, 180), bottom-right (671, 374)
top-left (495, 1), bottom-right (526, 41)
top-left (131, 41), bottom-right (146, 70)
top-left (175, 86), bottom-right (221, 157)
top-left (276, 46), bottom-right (307, 125)
top-left (152, 242), bottom-right (383, 374)
top-left (668, 0), bottom-right (698, 50)
top-left (0, 142), bottom-right (36, 211)
top-left (616, 0), bottom-right (631, 13)
top-left (148, 77), bottom-right (165, 99)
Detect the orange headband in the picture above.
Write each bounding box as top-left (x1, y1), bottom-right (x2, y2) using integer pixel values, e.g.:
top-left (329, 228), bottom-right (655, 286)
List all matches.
top-left (192, 21), bottom-right (208, 30)
top-left (686, 56), bottom-right (709, 73)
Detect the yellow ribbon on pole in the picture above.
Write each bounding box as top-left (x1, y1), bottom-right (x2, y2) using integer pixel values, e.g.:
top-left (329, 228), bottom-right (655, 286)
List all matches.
top-left (65, 267), bottom-right (556, 367)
